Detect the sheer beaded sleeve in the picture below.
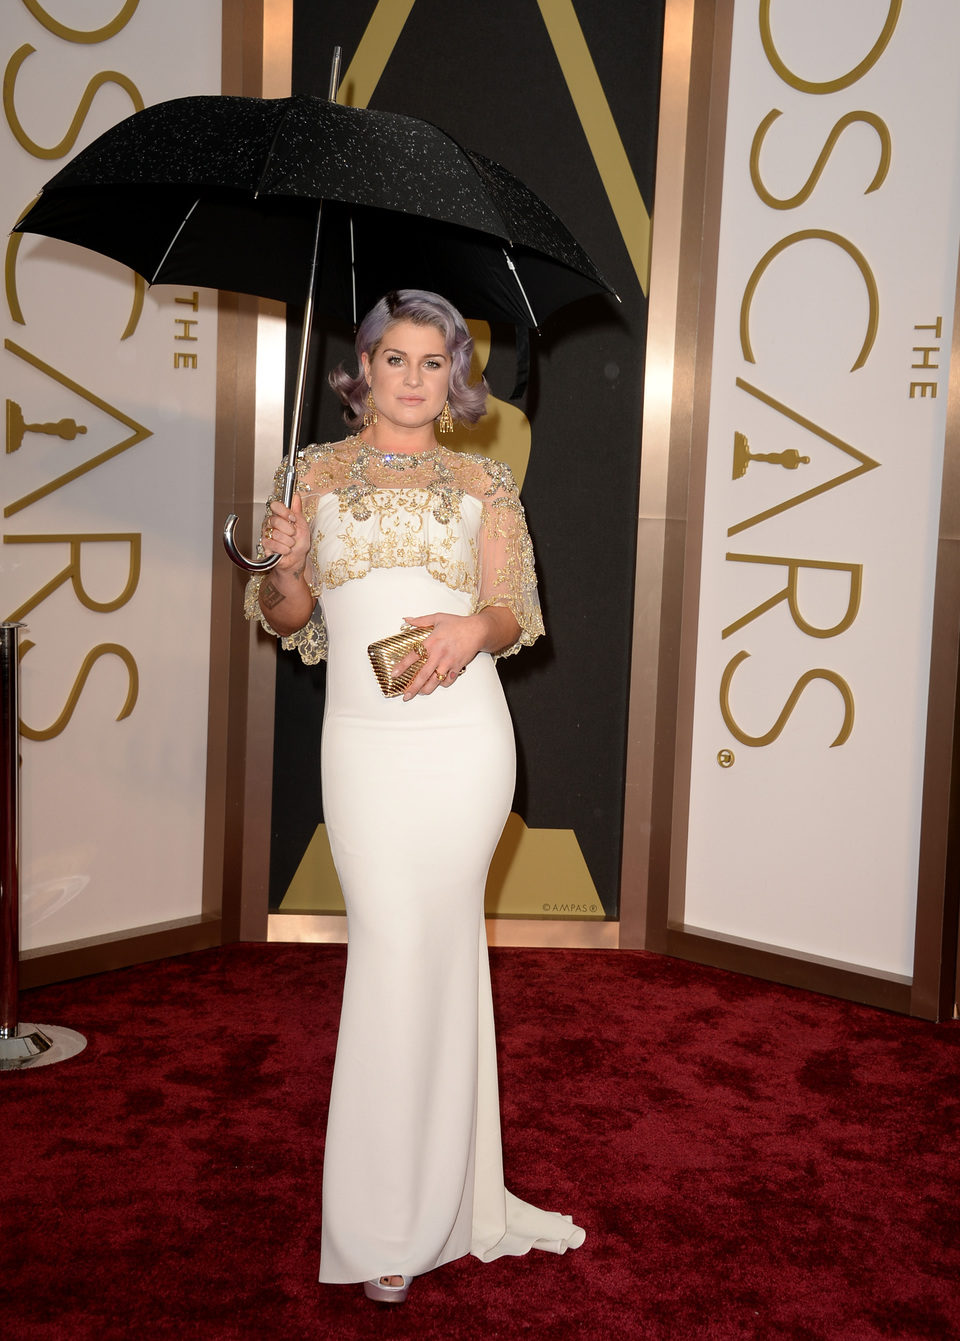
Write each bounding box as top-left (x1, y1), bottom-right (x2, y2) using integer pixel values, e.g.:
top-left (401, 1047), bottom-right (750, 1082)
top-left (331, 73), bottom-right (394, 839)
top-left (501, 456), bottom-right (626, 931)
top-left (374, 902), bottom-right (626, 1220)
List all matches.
top-left (243, 454), bottom-right (329, 665)
top-left (473, 463), bottom-right (544, 659)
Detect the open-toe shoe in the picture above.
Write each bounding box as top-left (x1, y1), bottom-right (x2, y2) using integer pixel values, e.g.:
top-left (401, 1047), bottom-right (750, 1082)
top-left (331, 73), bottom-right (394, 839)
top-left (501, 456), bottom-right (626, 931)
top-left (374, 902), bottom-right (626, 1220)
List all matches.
top-left (363, 1275), bottom-right (411, 1304)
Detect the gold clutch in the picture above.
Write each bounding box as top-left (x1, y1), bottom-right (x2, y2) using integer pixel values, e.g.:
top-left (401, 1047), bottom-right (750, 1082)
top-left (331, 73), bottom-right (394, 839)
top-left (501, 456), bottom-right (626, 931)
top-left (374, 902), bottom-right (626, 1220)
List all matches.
top-left (367, 624), bottom-right (433, 698)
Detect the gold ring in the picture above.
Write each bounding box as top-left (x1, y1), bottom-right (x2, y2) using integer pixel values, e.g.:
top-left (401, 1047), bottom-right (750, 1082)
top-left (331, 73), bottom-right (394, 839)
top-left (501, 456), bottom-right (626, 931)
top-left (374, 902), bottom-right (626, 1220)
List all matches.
top-left (435, 669), bottom-right (446, 682)
top-left (415, 642), bottom-right (426, 659)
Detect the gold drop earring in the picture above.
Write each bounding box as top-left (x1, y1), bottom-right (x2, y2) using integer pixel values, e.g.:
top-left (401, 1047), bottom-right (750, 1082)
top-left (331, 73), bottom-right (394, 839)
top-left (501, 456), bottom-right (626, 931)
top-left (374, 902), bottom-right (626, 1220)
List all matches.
top-left (437, 400), bottom-right (453, 435)
top-left (363, 388), bottom-right (378, 428)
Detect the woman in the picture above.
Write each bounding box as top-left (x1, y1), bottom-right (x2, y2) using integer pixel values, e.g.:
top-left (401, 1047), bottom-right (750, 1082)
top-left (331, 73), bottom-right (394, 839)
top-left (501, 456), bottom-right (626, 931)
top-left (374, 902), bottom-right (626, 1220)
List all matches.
top-left (245, 290), bottom-right (584, 1302)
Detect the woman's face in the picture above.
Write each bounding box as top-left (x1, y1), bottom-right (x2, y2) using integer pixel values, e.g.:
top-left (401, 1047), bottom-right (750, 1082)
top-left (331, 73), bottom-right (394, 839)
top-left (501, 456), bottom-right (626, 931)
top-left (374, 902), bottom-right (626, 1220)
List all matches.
top-left (361, 319), bottom-right (451, 432)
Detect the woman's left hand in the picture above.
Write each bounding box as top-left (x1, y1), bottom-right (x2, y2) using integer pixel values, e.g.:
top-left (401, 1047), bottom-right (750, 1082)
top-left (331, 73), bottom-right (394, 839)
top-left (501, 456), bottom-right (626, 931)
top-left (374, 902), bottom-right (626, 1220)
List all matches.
top-left (394, 606), bottom-right (521, 700)
top-left (393, 612), bottom-right (482, 700)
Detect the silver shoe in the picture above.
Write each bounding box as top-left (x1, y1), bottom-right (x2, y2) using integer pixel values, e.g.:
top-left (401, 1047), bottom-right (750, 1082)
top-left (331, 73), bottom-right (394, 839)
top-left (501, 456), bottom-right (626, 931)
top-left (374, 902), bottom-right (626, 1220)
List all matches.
top-left (363, 1275), bottom-right (411, 1304)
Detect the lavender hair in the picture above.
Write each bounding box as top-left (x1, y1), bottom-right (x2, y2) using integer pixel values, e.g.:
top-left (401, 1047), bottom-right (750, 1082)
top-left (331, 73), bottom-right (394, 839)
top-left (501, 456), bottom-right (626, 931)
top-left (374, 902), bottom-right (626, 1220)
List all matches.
top-left (328, 289), bottom-right (488, 429)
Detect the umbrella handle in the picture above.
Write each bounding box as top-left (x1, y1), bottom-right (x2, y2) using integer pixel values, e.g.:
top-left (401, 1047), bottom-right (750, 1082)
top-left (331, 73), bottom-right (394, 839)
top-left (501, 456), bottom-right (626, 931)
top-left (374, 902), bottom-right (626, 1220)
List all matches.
top-left (222, 451), bottom-right (299, 572)
top-left (221, 514), bottom-right (280, 573)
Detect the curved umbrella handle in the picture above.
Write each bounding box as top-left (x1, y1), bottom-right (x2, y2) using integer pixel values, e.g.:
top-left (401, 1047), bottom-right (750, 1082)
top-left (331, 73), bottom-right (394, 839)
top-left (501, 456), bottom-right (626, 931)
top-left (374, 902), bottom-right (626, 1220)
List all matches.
top-left (222, 448), bottom-right (299, 572)
top-left (221, 514), bottom-right (280, 573)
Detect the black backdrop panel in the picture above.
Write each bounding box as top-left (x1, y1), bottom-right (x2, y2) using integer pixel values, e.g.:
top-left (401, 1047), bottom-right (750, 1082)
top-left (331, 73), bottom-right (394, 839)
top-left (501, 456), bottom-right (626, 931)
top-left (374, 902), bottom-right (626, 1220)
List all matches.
top-left (270, 0), bottom-right (665, 915)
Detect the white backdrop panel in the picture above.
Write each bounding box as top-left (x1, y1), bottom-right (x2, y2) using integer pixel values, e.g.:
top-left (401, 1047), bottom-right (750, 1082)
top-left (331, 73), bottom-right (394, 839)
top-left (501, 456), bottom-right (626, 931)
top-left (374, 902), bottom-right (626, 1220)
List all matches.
top-left (2, 2), bottom-right (222, 949)
top-left (683, 0), bottom-right (960, 976)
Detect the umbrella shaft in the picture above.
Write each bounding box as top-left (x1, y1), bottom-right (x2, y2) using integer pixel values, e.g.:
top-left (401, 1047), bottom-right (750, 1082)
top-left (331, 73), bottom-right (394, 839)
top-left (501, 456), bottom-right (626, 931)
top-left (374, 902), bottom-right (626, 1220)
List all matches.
top-left (280, 45), bottom-right (340, 510)
top-left (281, 202), bottom-right (323, 508)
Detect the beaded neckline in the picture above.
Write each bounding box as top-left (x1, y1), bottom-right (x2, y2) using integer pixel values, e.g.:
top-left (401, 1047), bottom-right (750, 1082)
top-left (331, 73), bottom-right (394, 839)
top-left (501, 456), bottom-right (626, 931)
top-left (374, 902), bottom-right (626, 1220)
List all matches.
top-left (349, 433), bottom-right (441, 471)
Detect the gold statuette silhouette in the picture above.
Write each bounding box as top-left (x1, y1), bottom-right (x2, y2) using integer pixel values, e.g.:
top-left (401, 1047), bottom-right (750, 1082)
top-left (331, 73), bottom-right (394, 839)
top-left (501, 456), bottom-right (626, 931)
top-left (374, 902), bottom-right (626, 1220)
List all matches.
top-left (733, 430), bottom-right (809, 480)
top-left (7, 400), bottom-right (87, 454)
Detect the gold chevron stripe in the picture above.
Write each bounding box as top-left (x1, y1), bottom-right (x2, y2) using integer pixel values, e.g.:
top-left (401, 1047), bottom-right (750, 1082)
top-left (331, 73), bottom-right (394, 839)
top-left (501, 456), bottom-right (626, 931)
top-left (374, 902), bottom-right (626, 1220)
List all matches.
top-left (536, 0), bottom-right (652, 295)
top-left (338, 0), bottom-right (417, 108)
top-left (335, 1), bottom-right (650, 292)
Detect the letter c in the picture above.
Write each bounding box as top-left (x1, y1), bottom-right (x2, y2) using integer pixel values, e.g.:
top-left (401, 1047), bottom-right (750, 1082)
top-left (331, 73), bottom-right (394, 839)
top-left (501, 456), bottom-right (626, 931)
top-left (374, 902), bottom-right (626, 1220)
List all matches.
top-left (740, 229), bottom-right (879, 372)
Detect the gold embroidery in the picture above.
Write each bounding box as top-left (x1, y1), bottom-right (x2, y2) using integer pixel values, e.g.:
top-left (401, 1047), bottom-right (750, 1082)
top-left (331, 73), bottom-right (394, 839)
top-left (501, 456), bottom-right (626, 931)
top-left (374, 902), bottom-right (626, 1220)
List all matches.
top-left (244, 437), bottom-right (543, 663)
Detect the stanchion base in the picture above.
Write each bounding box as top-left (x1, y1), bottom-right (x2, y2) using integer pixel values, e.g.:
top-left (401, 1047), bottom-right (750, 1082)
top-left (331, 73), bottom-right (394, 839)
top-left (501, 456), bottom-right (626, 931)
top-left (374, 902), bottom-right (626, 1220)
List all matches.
top-left (0, 1023), bottom-right (87, 1071)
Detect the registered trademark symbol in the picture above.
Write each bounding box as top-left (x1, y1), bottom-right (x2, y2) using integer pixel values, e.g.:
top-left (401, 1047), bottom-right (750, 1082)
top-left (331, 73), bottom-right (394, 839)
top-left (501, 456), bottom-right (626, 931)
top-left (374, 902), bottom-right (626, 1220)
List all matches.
top-left (717, 748), bottom-right (735, 768)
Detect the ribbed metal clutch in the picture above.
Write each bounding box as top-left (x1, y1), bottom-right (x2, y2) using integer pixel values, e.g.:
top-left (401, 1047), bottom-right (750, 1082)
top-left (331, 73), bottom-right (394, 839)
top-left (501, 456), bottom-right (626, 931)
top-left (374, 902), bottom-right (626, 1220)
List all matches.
top-left (366, 625), bottom-right (432, 698)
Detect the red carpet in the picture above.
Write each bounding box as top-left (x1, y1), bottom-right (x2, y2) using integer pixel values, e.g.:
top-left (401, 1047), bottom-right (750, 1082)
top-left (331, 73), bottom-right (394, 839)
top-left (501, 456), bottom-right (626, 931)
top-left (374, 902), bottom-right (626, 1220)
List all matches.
top-left (2, 944), bottom-right (959, 1340)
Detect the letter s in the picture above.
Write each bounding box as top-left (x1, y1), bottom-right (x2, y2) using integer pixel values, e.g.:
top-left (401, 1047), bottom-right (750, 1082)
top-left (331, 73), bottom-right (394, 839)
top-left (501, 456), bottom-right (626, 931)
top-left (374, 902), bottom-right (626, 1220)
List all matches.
top-left (3, 44), bottom-right (143, 160)
top-left (750, 110), bottom-right (891, 211)
top-left (720, 650), bottom-right (854, 748)
top-left (19, 640), bottom-right (138, 741)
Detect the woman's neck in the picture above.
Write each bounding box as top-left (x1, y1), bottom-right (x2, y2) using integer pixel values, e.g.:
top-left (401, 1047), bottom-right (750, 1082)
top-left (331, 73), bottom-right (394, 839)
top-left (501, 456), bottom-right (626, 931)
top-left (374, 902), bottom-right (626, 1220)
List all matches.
top-left (359, 423), bottom-right (439, 456)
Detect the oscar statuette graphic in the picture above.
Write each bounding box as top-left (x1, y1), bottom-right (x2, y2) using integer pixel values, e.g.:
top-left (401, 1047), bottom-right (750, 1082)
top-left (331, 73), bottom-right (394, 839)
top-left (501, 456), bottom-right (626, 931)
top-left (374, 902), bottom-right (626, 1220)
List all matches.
top-left (6, 399), bottom-right (87, 454)
top-left (732, 430), bottom-right (810, 480)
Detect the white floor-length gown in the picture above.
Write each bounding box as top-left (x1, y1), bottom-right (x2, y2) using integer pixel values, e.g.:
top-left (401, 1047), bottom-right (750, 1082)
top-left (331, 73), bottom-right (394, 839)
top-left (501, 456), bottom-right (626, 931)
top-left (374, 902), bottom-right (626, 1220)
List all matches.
top-left (247, 436), bottom-right (585, 1284)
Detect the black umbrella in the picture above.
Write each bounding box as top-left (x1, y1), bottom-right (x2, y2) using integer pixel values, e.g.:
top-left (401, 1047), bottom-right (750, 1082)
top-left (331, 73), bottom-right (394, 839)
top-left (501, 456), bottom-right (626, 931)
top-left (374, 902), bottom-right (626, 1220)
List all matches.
top-left (14, 54), bottom-right (615, 569)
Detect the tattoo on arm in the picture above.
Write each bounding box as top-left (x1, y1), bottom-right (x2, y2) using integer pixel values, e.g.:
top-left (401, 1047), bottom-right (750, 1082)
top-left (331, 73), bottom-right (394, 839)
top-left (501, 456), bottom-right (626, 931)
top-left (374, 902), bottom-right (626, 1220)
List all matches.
top-left (260, 580), bottom-right (285, 610)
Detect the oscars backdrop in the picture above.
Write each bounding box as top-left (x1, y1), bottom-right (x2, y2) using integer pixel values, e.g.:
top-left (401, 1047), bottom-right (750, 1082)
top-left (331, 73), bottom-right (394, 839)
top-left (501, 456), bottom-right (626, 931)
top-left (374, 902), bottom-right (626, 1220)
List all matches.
top-left (1, 3), bottom-right (221, 951)
top-left (267, 0), bottom-right (666, 921)
top-left (679, 0), bottom-right (960, 979)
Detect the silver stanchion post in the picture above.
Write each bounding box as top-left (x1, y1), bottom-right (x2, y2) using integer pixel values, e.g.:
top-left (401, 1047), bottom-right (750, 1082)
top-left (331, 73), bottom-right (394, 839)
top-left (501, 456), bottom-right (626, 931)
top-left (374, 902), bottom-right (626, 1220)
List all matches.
top-left (0, 622), bottom-right (86, 1071)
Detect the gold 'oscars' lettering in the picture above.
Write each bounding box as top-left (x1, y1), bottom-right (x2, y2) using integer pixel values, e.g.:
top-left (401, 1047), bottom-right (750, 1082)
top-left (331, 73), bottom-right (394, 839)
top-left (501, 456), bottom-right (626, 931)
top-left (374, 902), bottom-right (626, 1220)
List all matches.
top-left (3, 44), bottom-right (144, 160)
top-left (750, 110), bottom-right (891, 211)
top-left (6, 0), bottom-right (150, 745)
top-left (4, 534), bottom-right (141, 622)
top-left (720, 650), bottom-right (854, 748)
top-left (740, 229), bottom-right (879, 372)
top-left (18, 638), bottom-right (138, 741)
top-left (908, 316), bottom-right (943, 400)
top-left (759, 0), bottom-right (902, 95)
top-left (729, 381), bottom-right (880, 536)
top-left (20, 0), bottom-right (140, 45)
top-left (3, 340), bottom-right (151, 515)
top-left (4, 222), bottom-right (31, 325)
top-left (722, 554), bottom-right (862, 640)
top-left (5, 213), bottom-right (144, 340)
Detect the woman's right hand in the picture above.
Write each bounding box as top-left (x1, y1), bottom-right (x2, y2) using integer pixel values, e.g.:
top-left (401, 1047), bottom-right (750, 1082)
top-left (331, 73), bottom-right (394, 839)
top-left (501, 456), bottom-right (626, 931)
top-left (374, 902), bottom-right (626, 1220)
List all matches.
top-left (257, 491), bottom-right (316, 635)
top-left (262, 492), bottom-right (310, 575)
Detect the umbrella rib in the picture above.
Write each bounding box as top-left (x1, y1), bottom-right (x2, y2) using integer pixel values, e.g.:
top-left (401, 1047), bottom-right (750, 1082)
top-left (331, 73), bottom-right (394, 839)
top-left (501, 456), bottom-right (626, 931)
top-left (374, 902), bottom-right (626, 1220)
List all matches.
top-left (502, 249), bottom-right (538, 327)
top-left (453, 139), bottom-right (512, 241)
top-left (254, 100), bottom-right (297, 200)
top-left (151, 199), bottom-right (200, 283)
top-left (349, 214), bottom-right (357, 328)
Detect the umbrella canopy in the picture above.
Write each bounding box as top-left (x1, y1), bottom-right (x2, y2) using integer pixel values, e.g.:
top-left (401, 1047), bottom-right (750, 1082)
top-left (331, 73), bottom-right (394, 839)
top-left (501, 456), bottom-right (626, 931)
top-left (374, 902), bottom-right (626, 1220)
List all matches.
top-left (15, 94), bottom-right (614, 327)
top-left (15, 84), bottom-right (616, 569)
